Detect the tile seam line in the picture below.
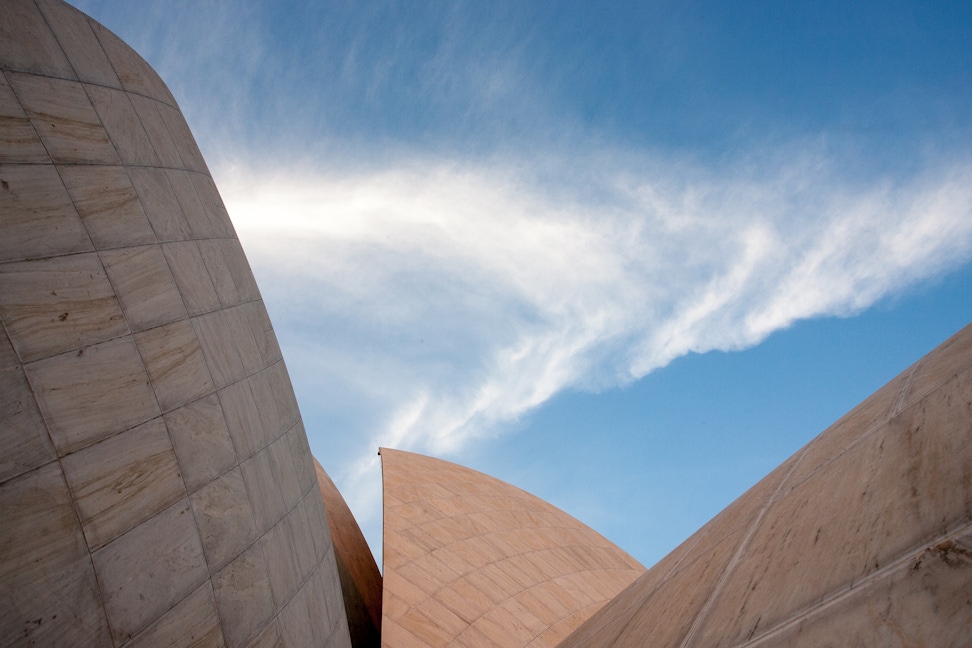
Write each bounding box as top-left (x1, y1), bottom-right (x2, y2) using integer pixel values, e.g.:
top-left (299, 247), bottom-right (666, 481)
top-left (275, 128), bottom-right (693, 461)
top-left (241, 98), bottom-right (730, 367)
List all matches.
top-left (390, 536), bottom-right (642, 580)
top-left (563, 528), bottom-right (708, 648)
top-left (676, 447), bottom-right (809, 648)
top-left (0, 232), bottom-right (247, 265)
top-left (387, 563), bottom-right (644, 635)
top-left (0, 19), bottom-right (180, 110)
top-left (781, 355), bottom-right (972, 496)
top-left (733, 517), bottom-right (972, 648)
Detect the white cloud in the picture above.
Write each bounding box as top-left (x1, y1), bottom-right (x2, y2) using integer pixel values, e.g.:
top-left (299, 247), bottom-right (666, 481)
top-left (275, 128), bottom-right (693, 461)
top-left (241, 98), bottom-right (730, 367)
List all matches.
top-left (217, 149), bottom-right (972, 541)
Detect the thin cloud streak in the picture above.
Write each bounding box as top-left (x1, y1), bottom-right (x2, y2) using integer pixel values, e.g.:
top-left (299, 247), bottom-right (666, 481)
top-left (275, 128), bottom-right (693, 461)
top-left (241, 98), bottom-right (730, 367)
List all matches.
top-left (220, 149), bottom-right (972, 533)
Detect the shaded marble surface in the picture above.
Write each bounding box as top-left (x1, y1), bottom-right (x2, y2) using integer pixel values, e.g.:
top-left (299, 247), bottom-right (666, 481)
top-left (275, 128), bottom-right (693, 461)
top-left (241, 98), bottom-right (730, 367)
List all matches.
top-left (0, 2), bottom-right (351, 646)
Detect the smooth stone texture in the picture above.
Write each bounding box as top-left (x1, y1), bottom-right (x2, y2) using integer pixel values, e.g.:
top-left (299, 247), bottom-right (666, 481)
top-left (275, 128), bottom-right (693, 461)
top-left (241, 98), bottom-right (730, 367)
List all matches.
top-left (61, 417), bottom-right (184, 550)
top-left (380, 449), bottom-right (645, 648)
top-left (0, 252), bottom-right (126, 362)
top-left (27, 335), bottom-right (159, 455)
top-left (135, 318), bottom-right (214, 412)
top-left (242, 300), bottom-right (283, 366)
top-left (757, 527), bottom-right (972, 647)
top-left (193, 309), bottom-right (248, 388)
top-left (93, 498), bottom-right (208, 644)
top-left (1, 5), bottom-right (351, 647)
top-left (267, 432), bottom-right (302, 511)
top-left (190, 172), bottom-right (236, 237)
top-left (0, 350), bottom-right (55, 484)
top-left (241, 445), bottom-right (290, 533)
top-left (7, 71), bottom-right (119, 164)
top-left (0, 463), bottom-right (111, 648)
top-left (189, 467), bottom-right (258, 572)
top-left (162, 240), bottom-right (222, 315)
top-left (244, 618), bottom-right (284, 648)
top-left (87, 18), bottom-right (176, 105)
top-left (220, 377), bottom-right (269, 459)
top-left (102, 244), bottom-right (188, 331)
top-left (163, 393), bottom-right (238, 493)
top-left (59, 165), bottom-right (158, 250)
top-left (0, 0), bottom-right (76, 78)
top-left (212, 542), bottom-right (276, 648)
top-left (85, 83), bottom-right (160, 166)
top-left (262, 513), bottom-right (304, 608)
top-left (156, 101), bottom-right (209, 173)
top-left (0, 73), bottom-right (50, 163)
top-left (166, 169), bottom-right (212, 238)
top-left (129, 93), bottom-right (184, 168)
top-left (128, 581), bottom-right (225, 648)
top-left (129, 166), bottom-right (193, 242)
top-left (200, 239), bottom-right (262, 307)
top-left (0, 163), bottom-right (91, 262)
top-left (34, 0), bottom-right (121, 87)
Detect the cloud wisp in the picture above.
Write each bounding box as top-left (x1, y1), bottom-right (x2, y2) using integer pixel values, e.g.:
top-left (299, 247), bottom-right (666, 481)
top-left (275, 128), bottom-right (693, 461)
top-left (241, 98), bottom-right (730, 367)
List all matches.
top-left (220, 148), bottom-right (972, 525)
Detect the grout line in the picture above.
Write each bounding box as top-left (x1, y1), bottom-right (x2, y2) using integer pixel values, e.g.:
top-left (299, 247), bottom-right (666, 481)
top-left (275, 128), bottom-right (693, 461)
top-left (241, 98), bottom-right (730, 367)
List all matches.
top-left (735, 519), bottom-right (972, 647)
top-left (676, 448), bottom-right (808, 648)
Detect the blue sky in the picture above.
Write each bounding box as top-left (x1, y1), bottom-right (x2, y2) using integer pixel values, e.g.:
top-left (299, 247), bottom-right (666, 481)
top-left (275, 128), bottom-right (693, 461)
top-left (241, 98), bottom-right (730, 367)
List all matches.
top-left (74, 0), bottom-right (972, 567)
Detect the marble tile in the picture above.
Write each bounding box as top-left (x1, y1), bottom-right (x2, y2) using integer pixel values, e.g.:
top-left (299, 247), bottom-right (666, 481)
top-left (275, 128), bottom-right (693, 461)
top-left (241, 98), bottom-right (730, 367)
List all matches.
top-left (242, 300), bottom-right (283, 366)
top-left (261, 514), bottom-right (303, 608)
top-left (290, 495), bottom-right (322, 584)
top-left (86, 84), bottom-right (159, 166)
top-left (0, 163), bottom-right (91, 261)
top-left (157, 103), bottom-right (209, 173)
top-left (225, 239), bottom-right (263, 305)
top-left (166, 169), bottom-right (212, 238)
top-left (87, 20), bottom-right (176, 106)
top-left (59, 165), bottom-right (157, 249)
top-left (277, 581), bottom-right (316, 648)
top-left (786, 372), bottom-right (905, 487)
top-left (189, 467), bottom-right (258, 572)
top-left (7, 72), bottom-right (119, 164)
top-left (161, 241), bottom-right (221, 316)
top-left (0, 252), bottom-right (127, 362)
top-left (163, 393), bottom-right (238, 493)
top-left (195, 241), bottom-right (236, 307)
top-left (226, 304), bottom-right (265, 376)
top-left (61, 417), bottom-right (184, 551)
top-left (129, 166), bottom-right (192, 242)
top-left (690, 368), bottom-right (972, 648)
top-left (93, 498), bottom-right (208, 644)
top-left (0, 73), bottom-right (49, 163)
top-left (135, 319), bottom-right (214, 412)
top-left (241, 446), bottom-right (289, 533)
top-left (267, 360), bottom-right (301, 434)
top-left (102, 245), bottom-right (187, 332)
top-left (0, 346), bottom-right (55, 484)
top-left (247, 368), bottom-right (285, 444)
top-left (759, 528), bottom-right (972, 648)
top-left (190, 173), bottom-right (236, 238)
top-left (128, 94), bottom-right (183, 168)
top-left (288, 423), bottom-right (318, 498)
top-left (0, 463), bottom-right (111, 647)
top-left (127, 582), bottom-right (224, 648)
top-left (0, 71), bottom-right (27, 118)
top-left (243, 619), bottom-right (282, 648)
top-left (34, 0), bottom-right (121, 87)
top-left (26, 336), bottom-right (159, 455)
top-left (0, 0), bottom-right (76, 78)
top-left (194, 309), bottom-right (246, 388)
top-left (900, 321), bottom-right (972, 408)
top-left (302, 477), bottom-right (333, 564)
top-left (212, 543), bottom-right (276, 648)
top-left (218, 377), bottom-right (267, 460)
top-left (267, 437), bottom-right (301, 514)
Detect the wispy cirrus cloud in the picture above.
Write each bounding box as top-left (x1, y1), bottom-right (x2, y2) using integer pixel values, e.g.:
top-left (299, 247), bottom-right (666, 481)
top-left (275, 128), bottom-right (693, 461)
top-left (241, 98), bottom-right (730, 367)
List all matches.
top-left (219, 147), bottom-right (972, 528)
